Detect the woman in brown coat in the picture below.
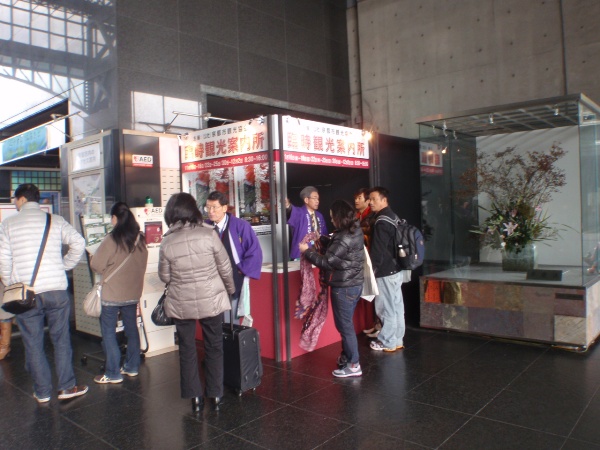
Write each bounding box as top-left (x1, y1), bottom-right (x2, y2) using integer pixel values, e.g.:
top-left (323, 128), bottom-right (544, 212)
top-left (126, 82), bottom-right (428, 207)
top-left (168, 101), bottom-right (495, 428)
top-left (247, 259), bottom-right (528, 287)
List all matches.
top-left (158, 193), bottom-right (235, 413)
top-left (90, 202), bottom-right (148, 384)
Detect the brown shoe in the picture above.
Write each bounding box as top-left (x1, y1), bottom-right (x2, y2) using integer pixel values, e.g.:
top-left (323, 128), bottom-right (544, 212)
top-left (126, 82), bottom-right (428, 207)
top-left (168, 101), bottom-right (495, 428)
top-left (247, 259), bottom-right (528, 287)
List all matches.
top-left (58, 385), bottom-right (88, 400)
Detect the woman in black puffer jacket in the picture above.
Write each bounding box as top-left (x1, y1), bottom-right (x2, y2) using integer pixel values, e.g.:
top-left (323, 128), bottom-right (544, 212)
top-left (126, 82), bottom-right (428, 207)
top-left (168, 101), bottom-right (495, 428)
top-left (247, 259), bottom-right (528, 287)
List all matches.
top-left (300, 199), bottom-right (365, 378)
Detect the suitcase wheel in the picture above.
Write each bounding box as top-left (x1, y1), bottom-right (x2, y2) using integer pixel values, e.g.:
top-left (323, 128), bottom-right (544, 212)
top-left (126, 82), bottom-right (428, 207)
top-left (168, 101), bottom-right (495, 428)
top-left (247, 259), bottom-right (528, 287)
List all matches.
top-left (236, 389), bottom-right (242, 397)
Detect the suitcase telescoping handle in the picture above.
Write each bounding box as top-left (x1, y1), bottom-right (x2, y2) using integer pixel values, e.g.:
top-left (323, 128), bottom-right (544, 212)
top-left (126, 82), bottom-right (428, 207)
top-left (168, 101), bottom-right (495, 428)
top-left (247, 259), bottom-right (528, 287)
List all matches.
top-left (229, 295), bottom-right (234, 332)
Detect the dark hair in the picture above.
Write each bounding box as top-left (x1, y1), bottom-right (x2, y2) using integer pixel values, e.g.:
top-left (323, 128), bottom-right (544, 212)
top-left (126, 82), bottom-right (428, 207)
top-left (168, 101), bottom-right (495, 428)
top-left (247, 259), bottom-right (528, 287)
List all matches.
top-left (207, 191), bottom-right (228, 206)
top-left (300, 186), bottom-right (318, 200)
top-left (354, 187), bottom-right (371, 199)
top-left (110, 202), bottom-right (144, 252)
top-left (164, 192), bottom-right (203, 227)
top-left (14, 184), bottom-right (40, 202)
top-left (370, 186), bottom-right (389, 201)
top-left (330, 199), bottom-right (358, 232)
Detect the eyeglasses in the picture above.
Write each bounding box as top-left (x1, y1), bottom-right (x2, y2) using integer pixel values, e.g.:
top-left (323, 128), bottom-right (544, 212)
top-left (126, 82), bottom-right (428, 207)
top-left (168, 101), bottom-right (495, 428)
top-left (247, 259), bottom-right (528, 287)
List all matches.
top-left (308, 197), bottom-right (319, 201)
top-left (204, 205), bottom-right (223, 212)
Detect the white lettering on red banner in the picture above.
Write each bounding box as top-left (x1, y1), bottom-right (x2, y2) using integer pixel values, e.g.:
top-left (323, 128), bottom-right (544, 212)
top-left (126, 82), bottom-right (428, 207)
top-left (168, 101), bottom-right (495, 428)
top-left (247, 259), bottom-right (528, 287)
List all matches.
top-left (182, 152), bottom-right (270, 172)
top-left (283, 151), bottom-right (369, 169)
top-left (420, 166), bottom-right (443, 175)
top-left (132, 154), bottom-right (153, 167)
top-left (178, 116), bottom-right (370, 170)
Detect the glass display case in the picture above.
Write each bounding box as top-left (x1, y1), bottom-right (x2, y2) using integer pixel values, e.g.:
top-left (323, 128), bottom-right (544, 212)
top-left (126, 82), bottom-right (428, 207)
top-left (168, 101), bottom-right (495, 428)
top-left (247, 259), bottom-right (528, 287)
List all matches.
top-left (416, 94), bottom-right (600, 349)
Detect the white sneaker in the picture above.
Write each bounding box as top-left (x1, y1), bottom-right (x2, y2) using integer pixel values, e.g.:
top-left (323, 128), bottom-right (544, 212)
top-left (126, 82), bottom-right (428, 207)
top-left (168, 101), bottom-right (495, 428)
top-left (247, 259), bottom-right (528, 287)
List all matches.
top-left (94, 374), bottom-right (123, 384)
top-left (33, 392), bottom-right (51, 403)
top-left (120, 368), bottom-right (139, 377)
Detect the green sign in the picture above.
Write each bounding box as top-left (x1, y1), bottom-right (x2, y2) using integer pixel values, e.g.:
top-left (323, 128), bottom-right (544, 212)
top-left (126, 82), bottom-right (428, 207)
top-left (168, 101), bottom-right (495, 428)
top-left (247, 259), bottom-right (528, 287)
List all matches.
top-left (1, 126), bottom-right (48, 164)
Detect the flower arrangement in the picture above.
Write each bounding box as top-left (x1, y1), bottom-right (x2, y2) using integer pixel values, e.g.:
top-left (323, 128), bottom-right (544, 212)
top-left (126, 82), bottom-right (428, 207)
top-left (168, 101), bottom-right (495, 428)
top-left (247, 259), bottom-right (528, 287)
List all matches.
top-left (461, 143), bottom-right (567, 254)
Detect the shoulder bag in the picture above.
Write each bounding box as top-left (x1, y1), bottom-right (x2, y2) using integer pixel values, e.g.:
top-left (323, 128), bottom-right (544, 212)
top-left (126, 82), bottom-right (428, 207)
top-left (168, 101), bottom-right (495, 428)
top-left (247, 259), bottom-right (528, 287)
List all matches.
top-left (151, 284), bottom-right (172, 326)
top-left (361, 246), bottom-right (379, 302)
top-left (83, 234), bottom-right (140, 317)
top-left (2, 214), bottom-right (51, 315)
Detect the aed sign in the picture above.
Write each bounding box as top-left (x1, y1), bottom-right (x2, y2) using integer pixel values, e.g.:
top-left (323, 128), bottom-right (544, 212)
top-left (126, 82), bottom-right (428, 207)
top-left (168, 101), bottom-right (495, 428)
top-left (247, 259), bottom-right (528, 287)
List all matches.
top-left (132, 154), bottom-right (153, 168)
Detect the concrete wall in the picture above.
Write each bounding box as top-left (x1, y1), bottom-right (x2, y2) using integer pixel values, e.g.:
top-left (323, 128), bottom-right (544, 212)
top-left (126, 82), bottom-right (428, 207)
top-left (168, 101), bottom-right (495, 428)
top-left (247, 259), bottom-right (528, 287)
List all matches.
top-left (116, 0), bottom-right (351, 132)
top-left (353, 0), bottom-right (600, 139)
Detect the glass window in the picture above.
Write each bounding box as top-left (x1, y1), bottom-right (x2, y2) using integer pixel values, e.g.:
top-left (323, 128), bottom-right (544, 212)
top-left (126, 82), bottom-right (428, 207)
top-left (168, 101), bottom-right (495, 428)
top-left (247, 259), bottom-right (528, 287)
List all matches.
top-left (10, 170), bottom-right (60, 192)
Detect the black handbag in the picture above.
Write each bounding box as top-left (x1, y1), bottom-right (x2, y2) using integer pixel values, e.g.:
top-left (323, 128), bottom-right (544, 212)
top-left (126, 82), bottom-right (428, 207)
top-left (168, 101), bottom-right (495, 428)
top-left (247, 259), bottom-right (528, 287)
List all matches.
top-left (151, 285), bottom-right (173, 326)
top-left (2, 214), bottom-right (51, 315)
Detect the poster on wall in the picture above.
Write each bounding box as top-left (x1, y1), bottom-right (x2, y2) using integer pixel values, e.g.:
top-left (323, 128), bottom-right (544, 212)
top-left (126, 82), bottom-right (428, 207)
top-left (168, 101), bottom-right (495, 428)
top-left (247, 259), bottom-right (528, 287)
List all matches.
top-left (71, 173), bottom-right (104, 220)
top-left (236, 163), bottom-right (271, 225)
top-left (182, 163), bottom-right (274, 226)
top-left (187, 167), bottom-right (235, 210)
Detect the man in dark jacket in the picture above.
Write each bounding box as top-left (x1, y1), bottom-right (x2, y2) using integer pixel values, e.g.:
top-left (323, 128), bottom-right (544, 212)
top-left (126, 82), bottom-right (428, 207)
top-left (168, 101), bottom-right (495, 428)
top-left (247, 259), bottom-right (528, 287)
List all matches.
top-left (368, 187), bottom-right (411, 352)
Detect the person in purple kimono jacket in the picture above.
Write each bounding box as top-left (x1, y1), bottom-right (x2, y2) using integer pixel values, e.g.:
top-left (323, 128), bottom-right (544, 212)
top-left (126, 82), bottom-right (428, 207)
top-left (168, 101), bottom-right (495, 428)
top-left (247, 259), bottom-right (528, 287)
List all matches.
top-left (285, 186), bottom-right (328, 260)
top-left (204, 191), bottom-right (263, 323)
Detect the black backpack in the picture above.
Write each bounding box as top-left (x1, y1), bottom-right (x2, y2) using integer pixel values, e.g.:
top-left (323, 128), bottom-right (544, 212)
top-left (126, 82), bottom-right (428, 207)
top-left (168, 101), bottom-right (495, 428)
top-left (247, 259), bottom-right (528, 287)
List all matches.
top-left (375, 215), bottom-right (425, 270)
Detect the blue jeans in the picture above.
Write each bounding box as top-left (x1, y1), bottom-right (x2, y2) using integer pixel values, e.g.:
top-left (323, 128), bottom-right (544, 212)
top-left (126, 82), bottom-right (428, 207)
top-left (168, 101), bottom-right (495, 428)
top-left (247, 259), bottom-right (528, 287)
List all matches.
top-left (375, 271), bottom-right (405, 348)
top-left (331, 285), bottom-right (362, 364)
top-left (100, 303), bottom-right (140, 379)
top-left (16, 290), bottom-right (76, 398)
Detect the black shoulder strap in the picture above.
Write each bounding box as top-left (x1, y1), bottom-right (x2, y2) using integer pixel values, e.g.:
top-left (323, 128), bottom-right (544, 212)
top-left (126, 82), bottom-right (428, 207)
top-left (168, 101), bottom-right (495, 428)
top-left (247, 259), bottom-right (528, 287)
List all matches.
top-left (31, 213), bottom-right (51, 287)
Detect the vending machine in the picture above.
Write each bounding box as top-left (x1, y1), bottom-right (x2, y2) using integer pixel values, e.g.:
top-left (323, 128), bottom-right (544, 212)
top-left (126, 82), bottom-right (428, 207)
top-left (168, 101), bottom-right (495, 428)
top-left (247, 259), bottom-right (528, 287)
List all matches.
top-left (130, 206), bottom-right (178, 357)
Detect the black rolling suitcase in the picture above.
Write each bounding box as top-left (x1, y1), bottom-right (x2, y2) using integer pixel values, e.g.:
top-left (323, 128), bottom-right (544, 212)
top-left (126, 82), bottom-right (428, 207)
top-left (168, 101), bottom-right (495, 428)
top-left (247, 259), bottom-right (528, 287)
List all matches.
top-left (223, 310), bottom-right (263, 396)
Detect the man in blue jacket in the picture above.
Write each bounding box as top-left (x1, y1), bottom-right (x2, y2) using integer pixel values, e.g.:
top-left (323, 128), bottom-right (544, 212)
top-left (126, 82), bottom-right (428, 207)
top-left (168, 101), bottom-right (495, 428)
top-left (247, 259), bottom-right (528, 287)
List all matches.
top-left (204, 191), bottom-right (263, 323)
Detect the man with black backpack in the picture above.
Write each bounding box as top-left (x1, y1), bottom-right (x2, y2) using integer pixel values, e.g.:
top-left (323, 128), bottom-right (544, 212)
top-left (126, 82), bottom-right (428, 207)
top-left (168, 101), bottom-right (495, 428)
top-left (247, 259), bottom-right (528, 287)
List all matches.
top-left (368, 187), bottom-right (412, 352)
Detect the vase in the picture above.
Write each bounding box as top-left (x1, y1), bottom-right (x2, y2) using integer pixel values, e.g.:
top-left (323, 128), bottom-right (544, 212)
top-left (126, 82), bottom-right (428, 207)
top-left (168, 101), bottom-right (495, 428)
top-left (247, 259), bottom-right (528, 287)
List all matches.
top-left (501, 244), bottom-right (538, 272)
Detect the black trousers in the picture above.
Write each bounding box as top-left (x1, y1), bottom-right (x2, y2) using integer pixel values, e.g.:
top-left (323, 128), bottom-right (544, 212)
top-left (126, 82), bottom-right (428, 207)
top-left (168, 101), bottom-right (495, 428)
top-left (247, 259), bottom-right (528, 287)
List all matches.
top-left (174, 313), bottom-right (224, 399)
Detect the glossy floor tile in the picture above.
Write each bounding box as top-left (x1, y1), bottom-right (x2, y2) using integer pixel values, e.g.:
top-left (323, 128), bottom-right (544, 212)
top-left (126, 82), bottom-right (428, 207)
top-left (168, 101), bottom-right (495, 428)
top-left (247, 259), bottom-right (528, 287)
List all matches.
top-left (2, 325), bottom-right (600, 449)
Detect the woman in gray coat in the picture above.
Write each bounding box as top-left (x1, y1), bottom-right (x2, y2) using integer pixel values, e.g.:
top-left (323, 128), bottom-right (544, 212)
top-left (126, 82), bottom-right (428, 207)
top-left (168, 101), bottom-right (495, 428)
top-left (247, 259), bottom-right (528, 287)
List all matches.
top-left (158, 193), bottom-right (235, 413)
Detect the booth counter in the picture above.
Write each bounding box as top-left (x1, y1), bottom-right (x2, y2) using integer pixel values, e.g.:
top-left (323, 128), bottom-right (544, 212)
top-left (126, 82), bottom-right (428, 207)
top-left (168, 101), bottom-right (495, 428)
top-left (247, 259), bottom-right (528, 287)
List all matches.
top-left (197, 262), bottom-right (374, 360)
top-left (181, 114), bottom-right (372, 361)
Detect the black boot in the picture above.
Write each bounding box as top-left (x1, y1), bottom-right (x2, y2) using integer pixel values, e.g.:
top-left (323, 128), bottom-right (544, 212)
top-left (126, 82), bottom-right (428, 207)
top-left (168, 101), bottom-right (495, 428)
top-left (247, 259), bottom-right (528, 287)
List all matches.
top-left (208, 397), bottom-right (223, 410)
top-left (191, 397), bottom-right (203, 413)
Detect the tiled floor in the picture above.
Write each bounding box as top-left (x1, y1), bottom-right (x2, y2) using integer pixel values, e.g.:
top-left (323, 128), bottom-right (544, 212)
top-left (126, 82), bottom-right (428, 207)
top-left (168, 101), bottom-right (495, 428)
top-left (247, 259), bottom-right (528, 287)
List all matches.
top-left (2, 325), bottom-right (600, 449)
